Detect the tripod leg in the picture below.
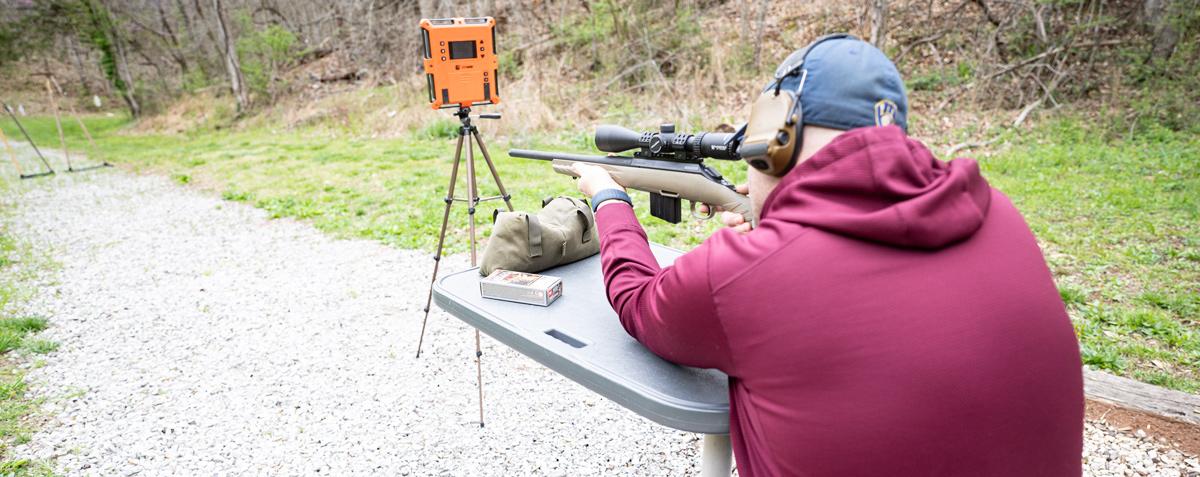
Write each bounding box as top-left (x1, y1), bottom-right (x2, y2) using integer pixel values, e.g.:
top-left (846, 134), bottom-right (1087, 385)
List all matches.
top-left (416, 134), bottom-right (466, 359)
top-left (472, 130), bottom-right (515, 213)
top-left (465, 130), bottom-right (486, 428)
top-left (466, 132), bottom-right (479, 267)
top-left (476, 329), bottom-right (484, 428)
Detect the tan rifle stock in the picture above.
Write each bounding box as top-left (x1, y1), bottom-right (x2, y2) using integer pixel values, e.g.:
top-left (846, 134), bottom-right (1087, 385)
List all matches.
top-left (549, 160), bottom-right (753, 221)
top-left (508, 148), bottom-right (752, 225)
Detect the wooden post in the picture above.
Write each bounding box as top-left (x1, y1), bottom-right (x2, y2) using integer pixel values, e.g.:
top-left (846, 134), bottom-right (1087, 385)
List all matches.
top-left (0, 125), bottom-right (24, 176)
top-left (51, 77), bottom-right (106, 166)
top-left (44, 77), bottom-right (73, 170)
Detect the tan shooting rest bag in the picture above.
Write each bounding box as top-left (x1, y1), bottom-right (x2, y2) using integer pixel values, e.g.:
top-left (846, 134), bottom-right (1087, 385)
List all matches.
top-left (479, 196), bottom-right (599, 275)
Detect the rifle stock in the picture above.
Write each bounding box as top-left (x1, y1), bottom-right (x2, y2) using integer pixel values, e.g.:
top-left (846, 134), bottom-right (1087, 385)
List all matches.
top-left (508, 149), bottom-right (752, 224)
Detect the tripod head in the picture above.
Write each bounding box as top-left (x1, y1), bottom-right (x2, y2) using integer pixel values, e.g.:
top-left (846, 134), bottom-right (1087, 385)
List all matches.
top-left (454, 107), bottom-right (502, 131)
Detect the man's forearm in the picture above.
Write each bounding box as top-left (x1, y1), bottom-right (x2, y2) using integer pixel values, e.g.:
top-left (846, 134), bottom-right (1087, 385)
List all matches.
top-left (594, 202), bottom-right (733, 371)
top-left (595, 202), bottom-right (659, 323)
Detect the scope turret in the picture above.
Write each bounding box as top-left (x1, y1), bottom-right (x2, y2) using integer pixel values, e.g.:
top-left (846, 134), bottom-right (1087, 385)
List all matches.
top-left (594, 124), bottom-right (739, 161)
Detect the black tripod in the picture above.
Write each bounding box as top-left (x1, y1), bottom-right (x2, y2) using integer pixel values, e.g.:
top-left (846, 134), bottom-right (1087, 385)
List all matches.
top-left (416, 107), bottom-right (514, 428)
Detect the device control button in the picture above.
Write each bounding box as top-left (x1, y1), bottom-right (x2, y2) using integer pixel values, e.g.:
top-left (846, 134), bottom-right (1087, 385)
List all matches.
top-left (483, 72), bottom-right (488, 76)
top-left (440, 41), bottom-right (445, 45)
top-left (480, 47), bottom-right (485, 51)
top-left (441, 49), bottom-right (446, 53)
top-left (441, 57), bottom-right (446, 61)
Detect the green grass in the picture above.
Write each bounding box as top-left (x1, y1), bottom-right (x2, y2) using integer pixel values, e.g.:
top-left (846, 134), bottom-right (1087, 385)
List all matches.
top-left (0, 189), bottom-right (59, 475)
top-left (4, 110), bottom-right (1199, 394)
top-left (0, 115), bottom-right (746, 252)
top-left (980, 118), bottom-right (1200, 393)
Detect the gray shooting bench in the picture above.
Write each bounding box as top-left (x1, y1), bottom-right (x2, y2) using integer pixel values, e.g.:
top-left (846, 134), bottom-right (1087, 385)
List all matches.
top-left (433, 243), bottom-right (734, 476)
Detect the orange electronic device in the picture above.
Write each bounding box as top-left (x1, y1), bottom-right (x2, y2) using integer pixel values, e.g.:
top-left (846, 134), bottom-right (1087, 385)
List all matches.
top-left (421, 17), bottom-right (499, 109)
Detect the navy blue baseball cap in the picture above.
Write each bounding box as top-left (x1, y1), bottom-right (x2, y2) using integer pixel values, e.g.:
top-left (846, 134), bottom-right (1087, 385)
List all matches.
top-left (763, 36), bottom-right (909, 132)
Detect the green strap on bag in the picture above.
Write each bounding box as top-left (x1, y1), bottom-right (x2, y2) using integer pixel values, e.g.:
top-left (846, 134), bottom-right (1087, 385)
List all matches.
top-left (479, 196), bottom-right (600, 275)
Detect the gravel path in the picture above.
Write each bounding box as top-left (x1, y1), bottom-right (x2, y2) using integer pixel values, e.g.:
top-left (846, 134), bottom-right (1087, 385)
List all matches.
top-left (2, 149), bottom-right (1198, 476)
top-left (1084, 420), bottom-right (1200, 476)
top-left (5, 167), bottom-right (705, 476)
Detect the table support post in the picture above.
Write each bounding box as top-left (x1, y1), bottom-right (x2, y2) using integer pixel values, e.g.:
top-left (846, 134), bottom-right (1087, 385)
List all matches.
top-left (700, 434), bottom-right (732, 476)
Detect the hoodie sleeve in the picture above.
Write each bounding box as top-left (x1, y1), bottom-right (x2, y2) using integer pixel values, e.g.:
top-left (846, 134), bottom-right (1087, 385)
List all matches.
top-left (595, 203), bottom-right (735, 373)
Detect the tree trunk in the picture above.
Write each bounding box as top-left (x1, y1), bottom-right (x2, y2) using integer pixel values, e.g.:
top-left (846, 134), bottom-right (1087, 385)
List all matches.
top-left (102, 1), bottom-right (142, 117)
top-left (1145, 0), bottom-right (1184, 62)
top-left (175, 0), bottom-right (194, 33)
top-left (869, 0), bottom-right (890, 49)
top-left (212, 0), bottom-right (249, 112)
top-left (740, 0), bottom-right (749, 39)
top-left (751, 0), bottom-right (768, 69)
top-left (66, 35), bottom-right (91, 95)
top-left (111, 27), bottom-right (141, 117)
top-left (195, 0), bottom-right (224, 74)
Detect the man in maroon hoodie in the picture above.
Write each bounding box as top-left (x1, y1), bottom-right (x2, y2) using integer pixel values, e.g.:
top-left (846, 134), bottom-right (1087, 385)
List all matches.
top-left (572, 36), bottom-right (1083, 476)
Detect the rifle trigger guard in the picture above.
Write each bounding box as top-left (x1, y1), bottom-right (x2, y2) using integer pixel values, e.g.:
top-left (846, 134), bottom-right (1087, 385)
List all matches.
top-left (690, 201), bottom-right (715, 221)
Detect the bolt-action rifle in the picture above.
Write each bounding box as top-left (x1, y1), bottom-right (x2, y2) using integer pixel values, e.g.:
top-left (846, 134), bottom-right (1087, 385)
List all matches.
top-left (508, 124), bottom-right (752, 224)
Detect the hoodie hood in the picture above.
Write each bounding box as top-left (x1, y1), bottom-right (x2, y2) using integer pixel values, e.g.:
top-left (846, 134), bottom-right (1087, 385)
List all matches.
top-left (760, 125), bottom-right (991, 249)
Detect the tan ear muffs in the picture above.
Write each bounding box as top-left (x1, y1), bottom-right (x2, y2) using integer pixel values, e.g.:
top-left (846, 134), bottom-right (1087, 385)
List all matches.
top-left (739, 88), bottom-right (801, 176)
top-left (736, 32), bottom-right (855, 177)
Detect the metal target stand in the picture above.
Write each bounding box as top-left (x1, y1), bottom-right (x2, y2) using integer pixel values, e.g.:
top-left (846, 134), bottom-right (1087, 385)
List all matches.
top-left (2, 72), bottom-right (111, 180)
top-left (415, 106), bottom-right (514, 428)
top-left (40, 74), bottom-right (112, 173)
top-left (2, 101), bottom-right (55, 180)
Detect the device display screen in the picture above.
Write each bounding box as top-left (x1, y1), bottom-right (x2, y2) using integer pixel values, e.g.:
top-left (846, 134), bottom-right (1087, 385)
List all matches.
top-left (449, 41), bottom-right (478, 60)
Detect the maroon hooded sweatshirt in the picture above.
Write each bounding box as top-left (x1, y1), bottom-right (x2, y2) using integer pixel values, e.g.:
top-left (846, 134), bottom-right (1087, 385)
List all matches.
top-left (595, 126), bottom-right (1083, 476)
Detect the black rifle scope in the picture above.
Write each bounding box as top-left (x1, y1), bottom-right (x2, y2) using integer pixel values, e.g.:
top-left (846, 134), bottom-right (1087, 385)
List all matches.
top-left (595, 124), bottom-right (740, 161)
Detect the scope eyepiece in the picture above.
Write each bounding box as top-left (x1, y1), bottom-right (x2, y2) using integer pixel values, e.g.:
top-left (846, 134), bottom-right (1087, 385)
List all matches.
top-left (594, 124), bottom-right (739, 161)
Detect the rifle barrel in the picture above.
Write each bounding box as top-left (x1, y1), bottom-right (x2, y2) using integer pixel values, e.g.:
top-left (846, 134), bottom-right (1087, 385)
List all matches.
top-left (507, 149), bottom-right (635, 167)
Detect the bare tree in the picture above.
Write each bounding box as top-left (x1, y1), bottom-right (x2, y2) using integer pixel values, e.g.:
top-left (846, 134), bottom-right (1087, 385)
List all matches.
top-left (109, 18), bottom-right (140, 116)
top-left (1145, 0), bottom-right (1185, 62)
top-left (66, 34), bottom-right (91, 95)
top-left (77, 0), bottom-right (141, 117)
top-left (212, 0), bottom-right (249, 112)
top-left (868, 0), bottom-right (890, 49)
top-left (752, 0), bottom-right (768, 69)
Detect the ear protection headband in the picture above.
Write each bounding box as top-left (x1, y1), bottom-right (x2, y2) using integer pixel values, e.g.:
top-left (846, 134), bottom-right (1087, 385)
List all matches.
top-left (736, 33), bottom-right (855, 176)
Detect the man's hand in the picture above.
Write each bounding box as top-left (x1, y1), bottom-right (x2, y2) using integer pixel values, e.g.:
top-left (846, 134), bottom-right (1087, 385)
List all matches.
top-left (572, 163), bottom-right (625, 199)
top-left (697, 183), bottom-right (752, 234)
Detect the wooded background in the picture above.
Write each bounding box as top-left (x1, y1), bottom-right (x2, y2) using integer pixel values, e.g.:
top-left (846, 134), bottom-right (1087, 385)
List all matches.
top-left (1, 0), bottom-right (1197, 136)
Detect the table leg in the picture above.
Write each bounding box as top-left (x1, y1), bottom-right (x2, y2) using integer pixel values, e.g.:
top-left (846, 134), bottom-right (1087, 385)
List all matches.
top-left (700, 433), bottom-right (732, 476)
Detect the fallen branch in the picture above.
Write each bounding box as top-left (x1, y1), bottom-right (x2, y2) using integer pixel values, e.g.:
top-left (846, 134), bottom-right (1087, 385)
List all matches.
top-left (1013, 99), bottom-right (1042, 127)
top-left (895, 0), bottom-right (970, 64)
top-left (934, 39), bottom-right (1125, 114)
top-left (600, 60), bottom-right (654, 91)
top-left (945, 135), bottom-right (1002, 159)
top-left (316, 69), bottom-right (369, 83)
top-left (896, 32), bottom-right (945, 64)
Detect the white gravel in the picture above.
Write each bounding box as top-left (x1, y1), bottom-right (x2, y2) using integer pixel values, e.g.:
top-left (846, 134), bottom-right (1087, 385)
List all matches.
top-left (1084, 419), bottom-right (1200, 476)
top-left (4, 166), bottom-right (708, 476)
top-left (2, 147), bottom-right (1198, 476)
